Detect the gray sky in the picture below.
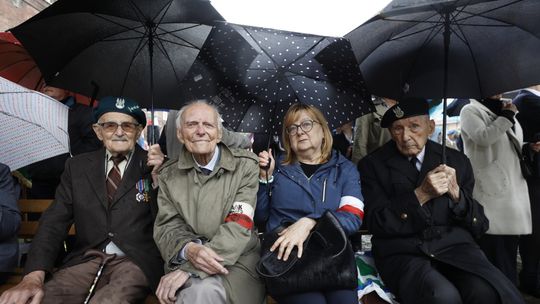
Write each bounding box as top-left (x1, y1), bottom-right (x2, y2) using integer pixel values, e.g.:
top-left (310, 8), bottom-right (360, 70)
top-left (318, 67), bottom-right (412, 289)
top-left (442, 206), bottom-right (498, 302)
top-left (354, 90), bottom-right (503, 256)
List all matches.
top-left (212, 0), bottom-right (392, 37)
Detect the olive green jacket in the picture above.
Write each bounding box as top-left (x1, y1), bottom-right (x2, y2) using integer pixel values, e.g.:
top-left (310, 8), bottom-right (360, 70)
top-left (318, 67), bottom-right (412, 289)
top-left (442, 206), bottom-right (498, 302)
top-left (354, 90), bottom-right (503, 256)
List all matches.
top-left (154, 143), bottom-right (265, 304)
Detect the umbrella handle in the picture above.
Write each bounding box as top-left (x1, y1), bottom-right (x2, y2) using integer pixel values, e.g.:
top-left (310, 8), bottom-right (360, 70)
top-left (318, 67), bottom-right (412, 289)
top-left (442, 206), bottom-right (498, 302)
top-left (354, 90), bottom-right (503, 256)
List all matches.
top-left (83, 249), bottom-right (116, 304)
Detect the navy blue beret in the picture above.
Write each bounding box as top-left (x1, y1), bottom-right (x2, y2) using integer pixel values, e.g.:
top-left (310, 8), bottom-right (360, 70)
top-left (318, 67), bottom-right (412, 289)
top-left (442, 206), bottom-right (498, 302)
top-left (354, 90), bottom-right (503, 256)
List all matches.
top-left (93, 96), bottom-right (146, 127)
top-left (381, 97), bottom-right (430, 128)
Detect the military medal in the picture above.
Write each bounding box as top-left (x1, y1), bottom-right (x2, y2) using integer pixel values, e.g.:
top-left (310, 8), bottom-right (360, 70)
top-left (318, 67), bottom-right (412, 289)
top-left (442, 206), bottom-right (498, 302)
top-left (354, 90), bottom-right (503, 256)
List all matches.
top-left (136, 179), bottom-right (150, 203)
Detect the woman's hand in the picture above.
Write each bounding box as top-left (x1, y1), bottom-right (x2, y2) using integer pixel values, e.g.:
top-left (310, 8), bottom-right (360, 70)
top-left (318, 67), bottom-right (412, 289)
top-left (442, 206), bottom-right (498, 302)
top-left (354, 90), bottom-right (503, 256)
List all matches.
top-left (270, 217), bottom-right (316, 261)
top-left (258, 148), bottom-right (275, 180)
top-left (530, 141), bottom-right (540, 153)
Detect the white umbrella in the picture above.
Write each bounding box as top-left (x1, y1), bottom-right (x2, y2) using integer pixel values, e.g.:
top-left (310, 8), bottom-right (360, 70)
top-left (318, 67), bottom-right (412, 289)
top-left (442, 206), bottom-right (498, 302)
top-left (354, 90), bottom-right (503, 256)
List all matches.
top-left (0, 76), bottom-right (69, 171)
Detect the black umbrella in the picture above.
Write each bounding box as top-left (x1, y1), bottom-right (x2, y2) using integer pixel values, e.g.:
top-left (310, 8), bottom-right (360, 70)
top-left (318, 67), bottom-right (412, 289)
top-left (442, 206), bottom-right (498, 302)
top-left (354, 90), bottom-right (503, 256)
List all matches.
top-left (513, 89), bottom-right (540, 142)
top-left (346, 0), bottom-right (540, 162)
top-left (10, 0), bottom-right (225, 110)
top-left (217, 25), bottom-right (372, 134)
top-left (446, 98), bottom-right (470, 117)
top-left (177, 23), bottom-right (259, 111)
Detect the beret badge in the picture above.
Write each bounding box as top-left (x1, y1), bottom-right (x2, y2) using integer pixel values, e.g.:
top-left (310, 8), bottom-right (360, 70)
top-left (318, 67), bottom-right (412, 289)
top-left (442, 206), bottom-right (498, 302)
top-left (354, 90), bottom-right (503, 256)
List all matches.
top-left (115, 98), bottom-right (125, 109)
top-left (393, 106), bottom-right (404, 118)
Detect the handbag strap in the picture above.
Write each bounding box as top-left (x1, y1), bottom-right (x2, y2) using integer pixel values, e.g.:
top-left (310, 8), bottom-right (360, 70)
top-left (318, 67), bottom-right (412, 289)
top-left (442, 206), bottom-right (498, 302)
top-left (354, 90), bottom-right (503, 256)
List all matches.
top-left (256, 253), bottom-right (300, 278)
top-left (507, 132), bottom-right (524, 159)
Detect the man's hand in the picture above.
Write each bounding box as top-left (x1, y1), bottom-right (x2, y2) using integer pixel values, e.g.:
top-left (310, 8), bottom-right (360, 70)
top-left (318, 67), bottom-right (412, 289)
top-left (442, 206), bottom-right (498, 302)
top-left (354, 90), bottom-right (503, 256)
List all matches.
top-left (147, 144), bottom-right (165, 186)
top-left (0, 271), bottom-right (45, 304)
top-left (415, 165), bottom-right (459, 204)
top-left (185, 243), bottom-right (228, 275)
top-left (271, 217), bottom-right (316, 261)
top-left (442, 165), bottom-right (460, 202)
top-left (155, 269), bottom-right (190, 304)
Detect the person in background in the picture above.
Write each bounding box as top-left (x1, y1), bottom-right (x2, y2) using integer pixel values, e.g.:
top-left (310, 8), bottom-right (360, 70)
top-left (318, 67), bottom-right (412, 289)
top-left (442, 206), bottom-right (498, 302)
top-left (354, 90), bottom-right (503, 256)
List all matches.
top-left (153, 101), bottom-right (264, 304)
top-left (447, 129), bottom-right (463, 151)
top-left (26, 85), bottom-right (101, 199)
top-left (460, 94), bottom-right (532, 285)
top-left (351, 96), bottom-right (396, 165)
top-left (359, 98), bottom-right (524, 304)
top-left (332, 121), bottom-right (354, 159)
top-left (513, 85), bottom-right (540, 297)
top-left (256, 103), bottom-right (363, 304)
top-left (0, 162), bottom-right (21, 284)
top-left (0, 96), bottom-right (165, 304)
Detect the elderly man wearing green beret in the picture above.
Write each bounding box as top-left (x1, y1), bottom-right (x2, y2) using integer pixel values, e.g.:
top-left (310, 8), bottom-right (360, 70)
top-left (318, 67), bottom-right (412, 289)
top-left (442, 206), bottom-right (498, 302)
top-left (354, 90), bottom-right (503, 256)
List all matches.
top-left (0, 96), bottom-right (165, 304)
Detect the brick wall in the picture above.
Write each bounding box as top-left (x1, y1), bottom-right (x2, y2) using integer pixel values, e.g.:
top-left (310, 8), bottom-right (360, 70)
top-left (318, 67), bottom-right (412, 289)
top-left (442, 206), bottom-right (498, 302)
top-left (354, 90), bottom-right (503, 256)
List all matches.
top-left (0, 0), bottom-right (50, 31)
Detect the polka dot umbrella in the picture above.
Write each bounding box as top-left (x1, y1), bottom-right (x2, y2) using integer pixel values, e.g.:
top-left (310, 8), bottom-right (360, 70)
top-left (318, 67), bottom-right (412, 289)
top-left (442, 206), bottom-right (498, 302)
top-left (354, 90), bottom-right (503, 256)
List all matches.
top-left (176, 23), bottom-right (258, 112)
top-left (207, 25), bottom-right (373, 135)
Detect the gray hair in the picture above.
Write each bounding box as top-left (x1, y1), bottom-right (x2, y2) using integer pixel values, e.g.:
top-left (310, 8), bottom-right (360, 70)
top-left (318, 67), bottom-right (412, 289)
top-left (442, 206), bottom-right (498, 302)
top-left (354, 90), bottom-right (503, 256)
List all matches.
top-left (176, 99), bottom-right (223, 133)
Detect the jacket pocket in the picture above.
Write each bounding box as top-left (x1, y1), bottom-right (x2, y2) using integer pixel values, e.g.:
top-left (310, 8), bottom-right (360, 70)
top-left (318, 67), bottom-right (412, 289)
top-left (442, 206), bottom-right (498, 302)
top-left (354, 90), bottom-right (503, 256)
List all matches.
top-left (474, 160), bottom-right (509, 198)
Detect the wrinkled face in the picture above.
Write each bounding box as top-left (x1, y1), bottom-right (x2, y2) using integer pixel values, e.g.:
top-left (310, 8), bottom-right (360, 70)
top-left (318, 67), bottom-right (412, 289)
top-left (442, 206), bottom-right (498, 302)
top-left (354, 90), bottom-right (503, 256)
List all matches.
top-left (42, 86), bottom-right (69, 101)
top-left (177, 103), bottom-right (222, 159)
top-left (287, 111), bottom-right (324, 157)
top-left (93, 112), bottom-right (142, 156)
top-left (389, 115), bottom-right (434, 157)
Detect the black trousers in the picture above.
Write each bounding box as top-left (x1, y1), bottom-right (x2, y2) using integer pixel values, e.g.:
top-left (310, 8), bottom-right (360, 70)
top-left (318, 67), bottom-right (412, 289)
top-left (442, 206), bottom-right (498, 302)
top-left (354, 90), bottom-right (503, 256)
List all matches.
top-left (479, 234), bottom-right (519, 285)
top-left (519, 178), bottom-right (540, 291)
top-left (397, 259), bottom-right (500, 304)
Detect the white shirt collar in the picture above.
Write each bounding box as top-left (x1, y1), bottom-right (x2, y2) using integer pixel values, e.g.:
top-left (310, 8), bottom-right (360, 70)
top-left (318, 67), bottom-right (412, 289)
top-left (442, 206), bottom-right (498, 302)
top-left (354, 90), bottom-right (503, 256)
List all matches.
top-left (105, 149), bottom-right (134, 162)
top-left (193, 145), bottom-right (220, 171)
top-left (409, 146), bottom-right (426, 171)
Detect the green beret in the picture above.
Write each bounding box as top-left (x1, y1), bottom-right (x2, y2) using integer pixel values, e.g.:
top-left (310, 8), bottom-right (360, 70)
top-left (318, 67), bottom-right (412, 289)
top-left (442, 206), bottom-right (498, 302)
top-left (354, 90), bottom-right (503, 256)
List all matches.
top-left (93, 96), bottom-right (146, 127)
top-left (381, 97), bottom-right (430, 128)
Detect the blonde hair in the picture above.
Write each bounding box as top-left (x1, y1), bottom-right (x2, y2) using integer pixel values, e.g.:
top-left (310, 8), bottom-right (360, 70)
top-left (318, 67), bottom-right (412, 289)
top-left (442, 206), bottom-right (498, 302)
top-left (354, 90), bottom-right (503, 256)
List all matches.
top-left (281, 103), bottom-right (333, 165)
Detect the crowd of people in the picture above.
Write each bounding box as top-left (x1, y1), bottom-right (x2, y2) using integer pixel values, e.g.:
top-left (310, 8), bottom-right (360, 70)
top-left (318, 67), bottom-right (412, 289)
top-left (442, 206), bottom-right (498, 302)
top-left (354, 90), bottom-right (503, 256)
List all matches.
top-left (0, 85), bottom-right (539, 304)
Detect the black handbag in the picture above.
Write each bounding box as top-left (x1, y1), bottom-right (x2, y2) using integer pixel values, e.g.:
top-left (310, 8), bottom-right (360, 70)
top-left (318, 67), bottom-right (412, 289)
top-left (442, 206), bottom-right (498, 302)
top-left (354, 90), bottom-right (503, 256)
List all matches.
top-left (256, 211), bottom-right (358, 297)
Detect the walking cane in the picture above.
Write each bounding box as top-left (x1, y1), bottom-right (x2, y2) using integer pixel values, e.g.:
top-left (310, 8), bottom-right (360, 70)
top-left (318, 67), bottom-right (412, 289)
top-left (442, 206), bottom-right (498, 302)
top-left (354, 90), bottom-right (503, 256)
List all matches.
top-left (83, 249), bottom-right (116, 304)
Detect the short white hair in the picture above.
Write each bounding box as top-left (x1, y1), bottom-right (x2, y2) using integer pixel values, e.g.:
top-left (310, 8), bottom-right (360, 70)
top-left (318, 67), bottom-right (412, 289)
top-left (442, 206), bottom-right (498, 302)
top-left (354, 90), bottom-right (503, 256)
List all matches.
top-left (176, 100), bottom-right (223, 133)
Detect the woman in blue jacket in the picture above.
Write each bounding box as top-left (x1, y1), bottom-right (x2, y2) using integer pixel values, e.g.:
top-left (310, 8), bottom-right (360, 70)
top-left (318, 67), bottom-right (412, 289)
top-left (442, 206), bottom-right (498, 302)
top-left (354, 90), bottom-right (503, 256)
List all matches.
top-left (256, 103), bottom-right (363, 304)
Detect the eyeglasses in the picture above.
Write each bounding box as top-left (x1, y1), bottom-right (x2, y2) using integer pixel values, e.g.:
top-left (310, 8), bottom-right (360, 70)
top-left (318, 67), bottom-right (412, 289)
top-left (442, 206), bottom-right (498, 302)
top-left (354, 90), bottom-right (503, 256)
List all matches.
top-left (97, 121), bottom-right (140, 133)
top-left (285, 120), bottom-right (319, 136)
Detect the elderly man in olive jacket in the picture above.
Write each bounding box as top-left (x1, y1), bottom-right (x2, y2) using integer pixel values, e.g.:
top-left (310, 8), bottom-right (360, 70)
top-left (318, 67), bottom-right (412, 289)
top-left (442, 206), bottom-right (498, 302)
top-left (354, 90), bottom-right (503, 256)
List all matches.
top-left (154, 101), bottom-right (264, 304)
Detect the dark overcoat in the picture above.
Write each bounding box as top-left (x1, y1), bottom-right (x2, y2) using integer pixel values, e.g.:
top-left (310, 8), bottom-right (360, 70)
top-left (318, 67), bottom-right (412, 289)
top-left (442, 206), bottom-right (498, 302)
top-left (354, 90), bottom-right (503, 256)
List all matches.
top-left (24, 146), bottom-right (164, 290)
top-left (358, 140), bottom-right (524, 303)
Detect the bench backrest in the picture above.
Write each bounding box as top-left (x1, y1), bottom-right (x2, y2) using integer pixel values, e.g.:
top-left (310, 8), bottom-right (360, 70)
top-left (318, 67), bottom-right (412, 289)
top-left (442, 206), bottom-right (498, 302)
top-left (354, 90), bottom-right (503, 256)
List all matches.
top-left (18, 199), bottom-right (75, 238)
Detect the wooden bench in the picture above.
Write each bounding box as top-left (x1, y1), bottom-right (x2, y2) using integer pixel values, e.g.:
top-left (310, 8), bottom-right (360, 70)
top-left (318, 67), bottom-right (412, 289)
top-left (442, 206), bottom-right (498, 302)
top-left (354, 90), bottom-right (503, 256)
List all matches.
top-left (0, 199), bottom-right (158, 304)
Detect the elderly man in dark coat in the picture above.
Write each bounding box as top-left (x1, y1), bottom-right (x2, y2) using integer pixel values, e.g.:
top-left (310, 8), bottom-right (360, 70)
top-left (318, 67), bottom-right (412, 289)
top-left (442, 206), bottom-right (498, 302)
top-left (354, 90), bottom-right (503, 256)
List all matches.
top-left (0, 96), bottom-right (165, 304)
top-left (358, 98), bottom-right (524, 304)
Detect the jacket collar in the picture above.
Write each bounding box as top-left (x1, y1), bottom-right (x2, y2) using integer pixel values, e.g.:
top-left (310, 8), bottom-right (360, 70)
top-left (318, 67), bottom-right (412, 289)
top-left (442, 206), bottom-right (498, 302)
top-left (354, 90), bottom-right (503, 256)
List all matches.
top-left (86, 145), bottom-right (148, 208)
top-left (177, 143), bottom-right (236, 173)
top-left (380, 140), bottom-right (443, 186)
top-left (278, 150), bottom-right (345, 175)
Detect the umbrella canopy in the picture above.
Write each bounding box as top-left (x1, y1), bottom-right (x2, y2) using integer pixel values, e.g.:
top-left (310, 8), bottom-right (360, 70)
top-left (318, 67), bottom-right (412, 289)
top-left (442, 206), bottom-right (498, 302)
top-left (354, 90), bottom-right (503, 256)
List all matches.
top-left (446, 98), bottom-right (470, 116)
top-left (0, 32), bottom-right (44, 92)
top-left (217, 25), bottom-right (372, 134)
top-left (346, 0), bottom-right (540, 100)
top-left (175, 23), bottom-right (258, 106)
top-left (513, 90), bottom-right (540, 142)
top-left (0, 76), bottom-right (69, 171)
top-left (346, 0), bottom-right (540, 163)
top-left (10, 0), bottom-right (225, 109)
top-left (0, 32), bottom-right (96, 106)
